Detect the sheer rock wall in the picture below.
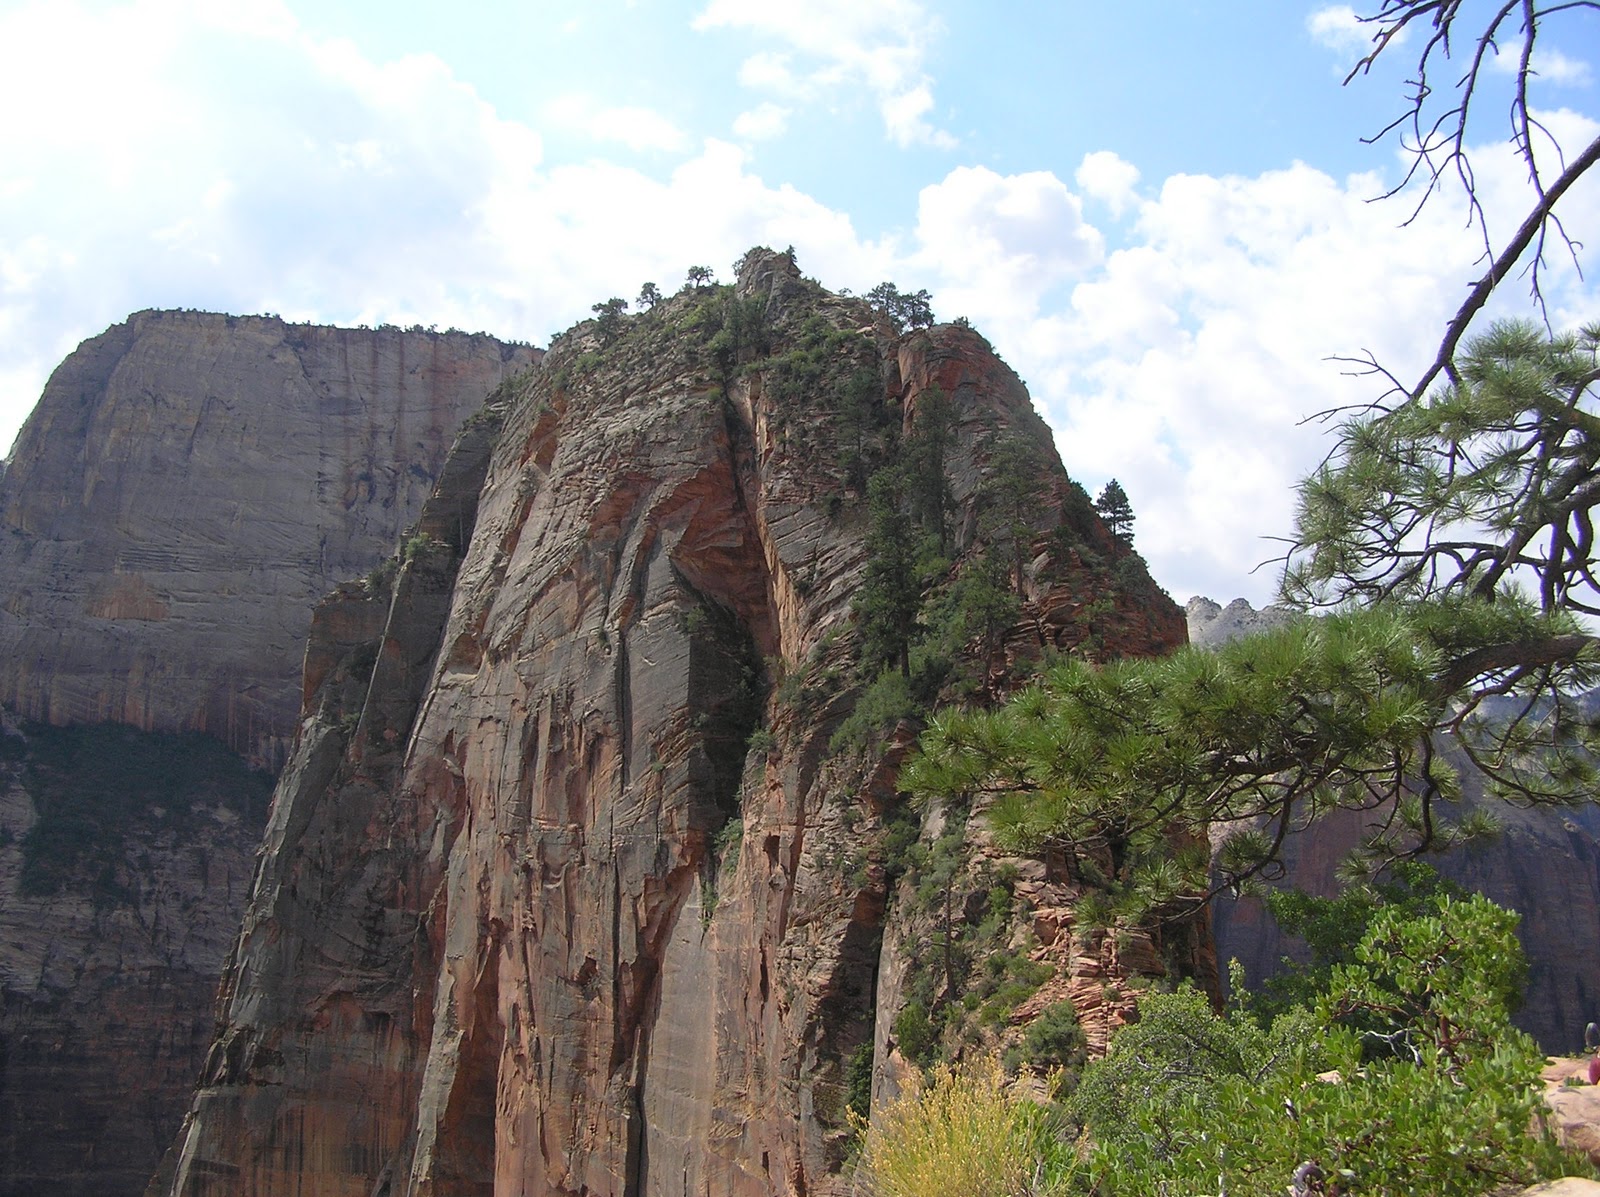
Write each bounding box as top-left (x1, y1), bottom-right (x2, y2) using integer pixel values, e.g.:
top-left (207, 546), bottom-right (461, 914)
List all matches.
top-left (157, 254), bottom-right (1190, 1196)
top-left (0, 310), bottom-right (539, 770)
top-left (0, 312), bottom-right (535, 1197)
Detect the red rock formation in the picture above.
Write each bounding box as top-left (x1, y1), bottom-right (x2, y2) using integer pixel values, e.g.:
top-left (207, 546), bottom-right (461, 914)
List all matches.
top-left (0, 313), bottom-right (536, 1197)
top-left (157, 253), bottom-right (1193, 1196)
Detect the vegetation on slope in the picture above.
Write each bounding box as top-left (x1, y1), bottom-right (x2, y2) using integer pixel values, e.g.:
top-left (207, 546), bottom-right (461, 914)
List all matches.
top-left (860, 881), bottom-right (1596, 1196)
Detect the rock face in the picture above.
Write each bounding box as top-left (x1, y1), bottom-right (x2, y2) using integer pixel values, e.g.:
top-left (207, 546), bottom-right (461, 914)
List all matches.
top-left (1184, 594), bottom-right (1294, 647)
top-left (0, 312), bottom-right (536, 1197)
top-left (156, 252), bottom-right (1191, 1196)
top-left (0, 718), bottom-right (272, 1197)
top-left (1195, 598), bottom-right (1600, 1054)
top-left (0, 309), bottom-right (539, 770)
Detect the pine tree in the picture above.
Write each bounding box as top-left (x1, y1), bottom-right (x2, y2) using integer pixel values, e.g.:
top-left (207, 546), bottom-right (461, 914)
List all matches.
top-left (591, 297), bottom-right (627, 343)
top-left (907, 327), bottom-right (1600, 902)
top-left (1093, 478), bottom-right (1134, 545)
top-left (978, 432), bottom-right (1047, 593)
top-left (904, 389), bottom-right (956, 554)
top-left (856, 467), bottom-right (919, 678)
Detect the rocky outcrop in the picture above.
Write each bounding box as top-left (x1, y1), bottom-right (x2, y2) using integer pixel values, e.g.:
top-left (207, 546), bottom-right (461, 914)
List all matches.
top-left (1542, 1057), bottom-right (1600, 1167)
top-left (1184, 594), bottom-right (1293, 647)
top-left (156, 252), bottom-right (1190, 1196)
top-left (1195, 598), bottom-right (1600, 1054)
top-left (0, 313), bottom-right (536, 1197)
top-left (0, 310), bottom-right (539, 770)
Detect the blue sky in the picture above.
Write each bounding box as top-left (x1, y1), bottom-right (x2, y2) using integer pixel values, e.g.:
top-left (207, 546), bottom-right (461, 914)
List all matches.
top-left (1, 0), bottom-right (1597, 603)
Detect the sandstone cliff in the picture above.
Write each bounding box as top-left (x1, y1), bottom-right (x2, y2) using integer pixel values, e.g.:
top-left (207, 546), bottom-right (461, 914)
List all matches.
top-left (0, 310), bottom-right (539, 770)
top-left (0, 313), bottom-right (537, 1197)
top-left (156, 251), bottom-right (1191, 1196)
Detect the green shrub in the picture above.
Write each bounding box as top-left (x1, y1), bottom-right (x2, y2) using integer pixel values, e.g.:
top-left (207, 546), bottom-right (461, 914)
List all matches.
top-left (845, 1042), bottom-right (875, 1122)
top-left (1005, 1001), bottom-right (1086, 1089)
top-left (1074, 892), bottom-right (1593, 1196)
top-left (401, 531), bottom-right (435, 562)
top-left (713, 816), bottom-right (743, 864)
top-left (829, 667), bottom-right (916, 753)
top-left (893, 998), bottom-right (936, 1067)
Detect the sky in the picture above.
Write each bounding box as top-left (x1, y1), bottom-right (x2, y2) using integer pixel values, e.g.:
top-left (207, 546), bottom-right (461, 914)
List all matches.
top-left (1, 0), bottom-right (1597, 604)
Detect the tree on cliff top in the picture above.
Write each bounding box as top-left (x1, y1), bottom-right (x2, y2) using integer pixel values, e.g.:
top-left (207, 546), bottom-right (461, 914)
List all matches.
top-left (866, 281), bottom-right (935, 333)
top-left (903, 0), bottom-right (1600, 910)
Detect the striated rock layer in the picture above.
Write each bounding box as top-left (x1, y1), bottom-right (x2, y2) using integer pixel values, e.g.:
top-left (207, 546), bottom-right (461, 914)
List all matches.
top-left (0, 309), bottom-right (539, 770)
top-left (0, 312), bottom-right (536, 1197)
top-left (158, 252), bottom-right (1191, 1196)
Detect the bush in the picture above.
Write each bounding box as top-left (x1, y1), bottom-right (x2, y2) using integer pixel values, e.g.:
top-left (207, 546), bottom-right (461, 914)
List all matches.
top-left (1005, 1001), bottom-right (1086, 1088)
top-left (1074, 892), bottom-right (1593, 1196)
top-left (829, 667), bottom-right (916, 753)
top-left (857, 1055), bottom-right (1077, 1197)
top-left (893, 998), bottom-right (936, 1068)
top-left (867, 889), bottom-right (1593, 1197)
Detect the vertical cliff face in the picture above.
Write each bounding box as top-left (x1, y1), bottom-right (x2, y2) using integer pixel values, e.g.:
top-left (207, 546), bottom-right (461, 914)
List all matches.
top-left (0, 310), bottom-right (540, 770)
top-left (0, 719), bottom-right (271, 1197)
top-left (0, 313), bottom-right (537, 1197)
top-left (159, 252), bottom-right (1190, 1196)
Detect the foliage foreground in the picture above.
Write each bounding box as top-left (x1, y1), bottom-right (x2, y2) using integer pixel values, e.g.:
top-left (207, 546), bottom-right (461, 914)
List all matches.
top-left (858, 889), bottom-right (1595, 1197)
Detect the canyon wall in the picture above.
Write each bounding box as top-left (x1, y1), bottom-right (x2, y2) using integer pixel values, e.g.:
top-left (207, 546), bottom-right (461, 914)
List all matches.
top-left (156, 251), bottom-right (1193, 1196)
top-left (0, 310), bottom-right (539, 770)
top-left (0, 313), bottom-right (536, 1197)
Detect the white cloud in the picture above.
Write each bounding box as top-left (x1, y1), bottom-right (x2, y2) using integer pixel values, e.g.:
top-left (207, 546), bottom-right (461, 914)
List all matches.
top-left (544, 94), bottom-right (689, 153)
top-left (893, 116), bottom-right (1599, 604)
top-left (0, 0), bottom-right (866, 448)
top-left (1306, 5), bottom-right (1376, 57)
top-left (3, 0), bottom-right (1595, 613)
top-left (1075, 151), bottom-right (1141, 217)
top-left (1489, 45), bottom-right (1593, 86)
top-left (733, 102), bottom-right (791, 141)
top-left (910, 166), bottom-right (1103, 329)
top-left (693, 0), bottom-right (954, 148)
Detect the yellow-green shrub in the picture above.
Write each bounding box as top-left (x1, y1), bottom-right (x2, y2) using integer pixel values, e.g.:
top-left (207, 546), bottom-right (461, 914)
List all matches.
top-left (856, 1055), bottom-right (1076, 1197)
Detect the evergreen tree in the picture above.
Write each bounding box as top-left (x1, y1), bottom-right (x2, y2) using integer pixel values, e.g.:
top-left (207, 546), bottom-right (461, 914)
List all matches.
top-left (866, 281), bottom-right (936, 333)
top-left (1093, 478), bottom-right (1134, 545)
top-left (637, 281), bottom-right (662, 310)
top-left (906, 327), bottom-right (1600, 903)
top-left (978, 432), bottom-right (1047, 593)
top-left (903, 389), bottom-right (956, 554)
top-left (856, 467), bottom-right (919, 679)
top-left (591, 297), bottom-right (627, 343)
